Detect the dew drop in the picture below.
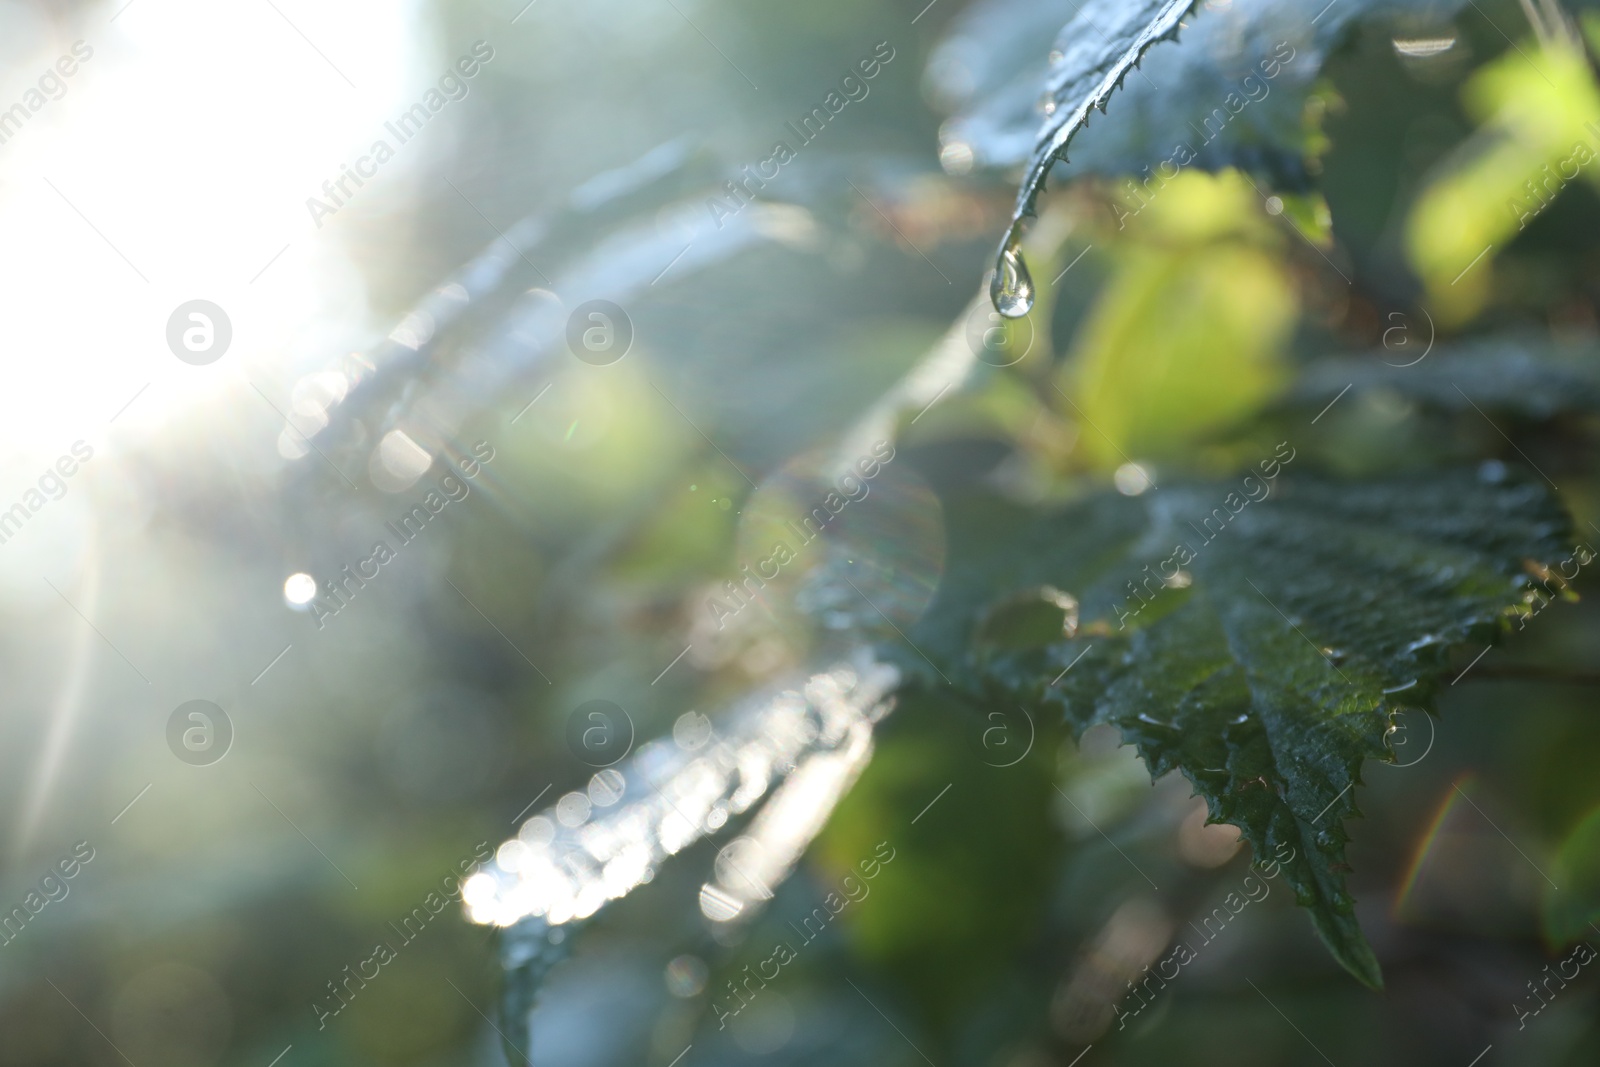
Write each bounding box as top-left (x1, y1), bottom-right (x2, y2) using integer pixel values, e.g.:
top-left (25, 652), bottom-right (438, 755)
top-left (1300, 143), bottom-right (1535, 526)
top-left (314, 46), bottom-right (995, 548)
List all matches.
top-left (556, 791), bottom-right (591, 827)
top-left (1404, 633), bottom-right (1448, 653)
top-left (990, 235), bottom-right (1035, 318)
top-left (283, 572), bottom-right (317, 607)
top-left (588, 768), bottom-right (626, 807)
top-left (1392, 35), bottom-right (1455, 58)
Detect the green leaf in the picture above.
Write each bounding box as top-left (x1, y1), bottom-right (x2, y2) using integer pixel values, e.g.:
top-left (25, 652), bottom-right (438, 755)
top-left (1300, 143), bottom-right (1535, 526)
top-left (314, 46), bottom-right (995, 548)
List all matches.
top-left (304, 138), bottom-right (802, 479)
top-left (997, 0), bottom-right (1199, 258)
top-left (899, 469), bottom-right (1570, 987)
top-left (968, 0), bottom-right (1470, 231)
top-left (936, 0), bottom-right (1308, 181)
top-left (1544, 803), bottom-right (1600, 947)
top-left (967, 0), bottom-right (1472, 315)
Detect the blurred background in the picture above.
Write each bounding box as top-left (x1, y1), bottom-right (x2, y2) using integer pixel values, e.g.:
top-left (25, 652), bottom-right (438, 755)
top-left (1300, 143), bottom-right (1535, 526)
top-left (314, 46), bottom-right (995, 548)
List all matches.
top-left (1, 0), bottom-right (1599, 1064)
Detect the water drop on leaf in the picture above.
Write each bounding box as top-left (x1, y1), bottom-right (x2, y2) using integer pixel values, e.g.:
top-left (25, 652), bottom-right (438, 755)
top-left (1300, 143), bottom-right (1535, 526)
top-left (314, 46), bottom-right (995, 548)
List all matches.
top-left (990, 235), bottom-right (1035, 318)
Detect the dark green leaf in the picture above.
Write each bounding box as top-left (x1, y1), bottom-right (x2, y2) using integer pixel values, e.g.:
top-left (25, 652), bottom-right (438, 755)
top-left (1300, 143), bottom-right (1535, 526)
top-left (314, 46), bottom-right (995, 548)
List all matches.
top-left (995, 0), bottom-right (1199, 259)
top-left (1288, 335), bottom-right (1600, 418)
top-left (964, 0), bottom-right (1472, 316)
top-left (944, 0), bottom-right (1471, 190)
top-left (900, 470), bottom-right (1571, 987)
top-left (1544, 803), bottom-right (1600, 946)
top-left (298, 139), bottom-right (792, 486)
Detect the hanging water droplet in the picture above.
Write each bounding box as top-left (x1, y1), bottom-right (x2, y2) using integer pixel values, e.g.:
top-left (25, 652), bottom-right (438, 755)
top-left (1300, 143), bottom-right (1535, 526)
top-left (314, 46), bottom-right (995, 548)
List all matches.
top-left (990, 235), bottom-right (1035, 318)
top-left (1037, 91), bottom-right (1057, 117)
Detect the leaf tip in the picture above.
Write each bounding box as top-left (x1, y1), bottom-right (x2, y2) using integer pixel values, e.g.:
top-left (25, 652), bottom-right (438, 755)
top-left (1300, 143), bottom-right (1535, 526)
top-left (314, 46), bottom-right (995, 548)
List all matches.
top-left (1326, 923), bottom-right (1385, 991)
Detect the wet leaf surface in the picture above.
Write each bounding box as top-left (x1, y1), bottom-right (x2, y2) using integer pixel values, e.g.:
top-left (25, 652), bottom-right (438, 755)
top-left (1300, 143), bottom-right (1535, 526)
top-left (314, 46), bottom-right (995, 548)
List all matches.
top-left (898, 469), bottom-right (1571, 985)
